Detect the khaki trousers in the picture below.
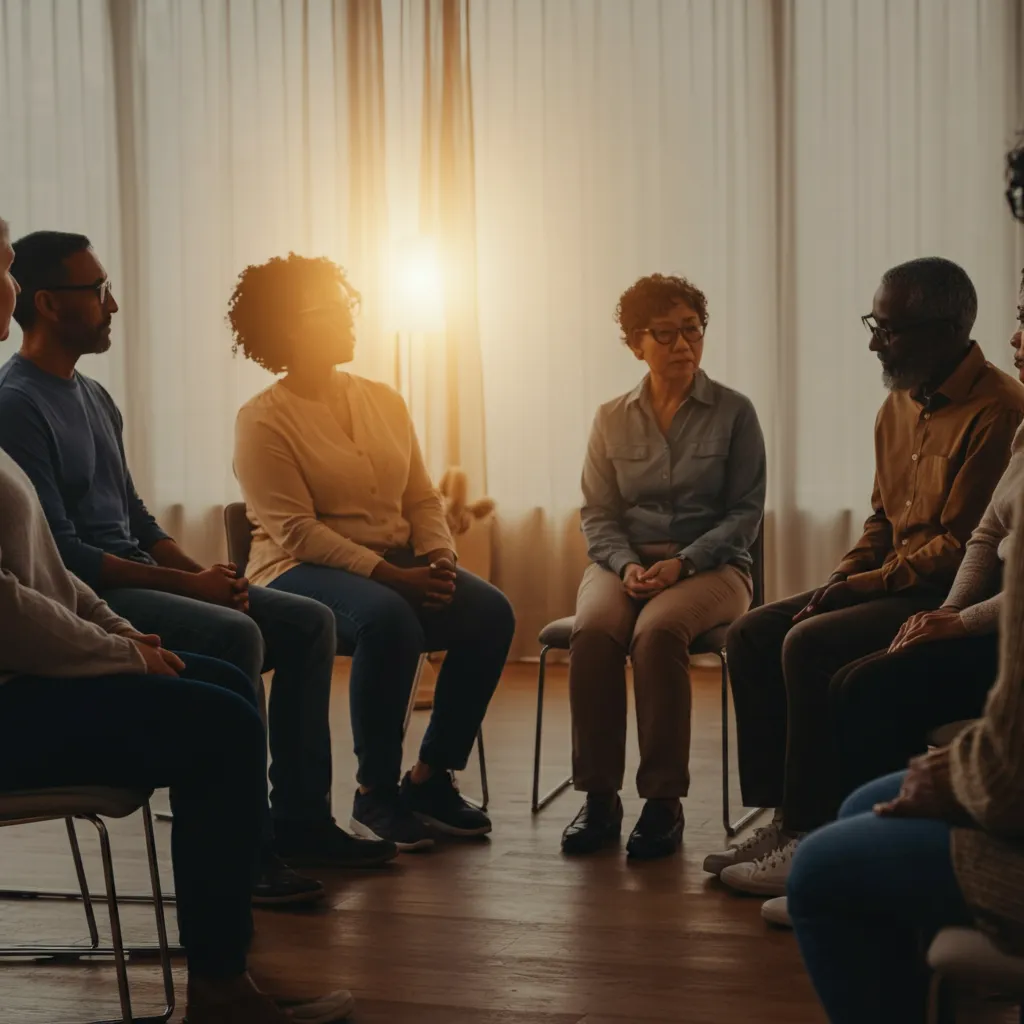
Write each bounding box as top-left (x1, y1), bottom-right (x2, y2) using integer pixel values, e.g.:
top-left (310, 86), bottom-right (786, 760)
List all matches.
top-left (569, 551), bottom-right (752, 800)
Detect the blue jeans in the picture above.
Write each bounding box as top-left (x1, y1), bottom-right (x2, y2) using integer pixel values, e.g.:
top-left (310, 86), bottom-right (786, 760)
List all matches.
top-left (788, 771), bottom-right (973, 1023)
top-left (0, 654), bottom-right (264, 978)
top-left (269, 558), bottom-right (516, 789)
top-left (101, 585), bottom-right (338, 823)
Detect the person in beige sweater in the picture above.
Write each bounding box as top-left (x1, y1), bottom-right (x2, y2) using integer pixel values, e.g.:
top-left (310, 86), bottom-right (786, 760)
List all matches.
top-left (787, 484), bottom-right (1024, 1021)
top-left (230, 254), bottom-right (515, 851)
top-left (0, 218), bottom-right (353, 1023)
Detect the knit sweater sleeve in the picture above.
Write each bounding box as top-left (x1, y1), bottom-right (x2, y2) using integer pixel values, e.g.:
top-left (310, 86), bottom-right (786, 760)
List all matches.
top-left (0, 562), bottom-right (146, 678)
top-left (949, 488), bottom-right (1024, 836)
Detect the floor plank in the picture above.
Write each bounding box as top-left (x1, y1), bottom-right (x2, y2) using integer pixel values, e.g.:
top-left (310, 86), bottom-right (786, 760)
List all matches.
top-left (0, 662), bottom-right (824, 1023)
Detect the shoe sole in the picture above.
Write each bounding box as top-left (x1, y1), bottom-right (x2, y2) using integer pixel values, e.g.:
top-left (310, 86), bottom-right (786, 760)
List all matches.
top-left (719, 872), bottom-right (788, 897)
top-left (412, 811), bottom-right (492, 838)
top-left (251, 888), bottom-right (326, 907)
top-left (349, 815), bottom-right (435, 852)
top-left (280, 990), bottom-right (356, 1022)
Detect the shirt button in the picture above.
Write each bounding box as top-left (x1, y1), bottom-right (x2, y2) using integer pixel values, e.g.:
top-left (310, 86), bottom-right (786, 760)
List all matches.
top-left (902, 539), bottom-right (909, 546)
top-left (662, 472), bottom-right (669, 480)
top-left (923, 413), bottom-right (931, 420)
top-left (370, 486), bottom-right (377, 495)
top-left (905, 500), bottom-right (911, 508)
top-left (911, 454), bottom-right (919, 462)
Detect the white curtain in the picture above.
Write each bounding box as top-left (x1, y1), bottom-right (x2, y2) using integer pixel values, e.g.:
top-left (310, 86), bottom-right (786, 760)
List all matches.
top-left (773, 0), bottom-right (1024, 597)
top-left (471, 0), bottom-right (1024, 655)
top-left (470, 0), bottom-right (780, 653)
top-left (2, 0), bottom-right (1022, 660)
top-left (0, 0), bottom-right (125, 400)
top-left (3, 0), bottom-right (393, 564)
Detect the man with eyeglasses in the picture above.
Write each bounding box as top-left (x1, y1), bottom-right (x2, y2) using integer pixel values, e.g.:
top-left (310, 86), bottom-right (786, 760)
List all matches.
top-left (703, 257), bottom-right (1024, 908)
top-left (0, 231), bottom-right (399, 907)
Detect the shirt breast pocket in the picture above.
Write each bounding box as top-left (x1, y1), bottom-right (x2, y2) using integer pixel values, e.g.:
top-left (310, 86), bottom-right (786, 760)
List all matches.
top-left (607, 443), bottom-right (650, 498)
top-left (675, 434), bottom-right (730, 499)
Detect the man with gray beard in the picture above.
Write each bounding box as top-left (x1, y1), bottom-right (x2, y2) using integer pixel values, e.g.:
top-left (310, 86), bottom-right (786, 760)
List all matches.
top-left (703, 257), bottom-right (1024, 901)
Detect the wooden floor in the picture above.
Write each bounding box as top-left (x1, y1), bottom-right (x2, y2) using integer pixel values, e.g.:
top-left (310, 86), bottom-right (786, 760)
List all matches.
top-left (0, 661), bottom-right (824, 1024)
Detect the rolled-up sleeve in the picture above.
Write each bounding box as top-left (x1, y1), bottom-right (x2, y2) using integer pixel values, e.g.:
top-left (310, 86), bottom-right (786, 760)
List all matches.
top-left (678, 399), bottom-right (766, 572)
top-left (580, 412), bottom-right (642, 577)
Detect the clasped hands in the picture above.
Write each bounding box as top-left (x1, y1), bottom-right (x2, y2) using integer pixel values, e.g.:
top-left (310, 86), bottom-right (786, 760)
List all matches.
top-left (621, 558), bottom-right (691, 600)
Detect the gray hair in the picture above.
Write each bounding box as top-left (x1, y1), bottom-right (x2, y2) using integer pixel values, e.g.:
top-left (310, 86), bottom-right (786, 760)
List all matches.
top-left (880, 257), bottom-right (978, 336)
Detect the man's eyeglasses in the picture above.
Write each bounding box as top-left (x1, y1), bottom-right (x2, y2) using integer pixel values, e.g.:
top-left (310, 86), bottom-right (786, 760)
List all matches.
top-left (639, 325), bottom-right (705, 346)
top-left (861, 314), bottom-right (953, 343)
top-left (43, 279), bottom-right (113, 304)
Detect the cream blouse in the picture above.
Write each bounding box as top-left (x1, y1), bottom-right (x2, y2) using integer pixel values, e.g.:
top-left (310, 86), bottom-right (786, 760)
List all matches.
top-left (234, 373), bottom-right (453, 586)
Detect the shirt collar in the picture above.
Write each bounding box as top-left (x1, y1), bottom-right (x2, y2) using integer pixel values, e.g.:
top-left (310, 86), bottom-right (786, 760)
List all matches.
top-left (930, 343), bottom-right (987, 405)
top-left (626, 370), bottom-right (714, 409)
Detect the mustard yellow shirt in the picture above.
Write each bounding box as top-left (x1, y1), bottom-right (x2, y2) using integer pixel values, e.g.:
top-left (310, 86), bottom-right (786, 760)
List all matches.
top-left (234, 373), bottom-right (454, 586)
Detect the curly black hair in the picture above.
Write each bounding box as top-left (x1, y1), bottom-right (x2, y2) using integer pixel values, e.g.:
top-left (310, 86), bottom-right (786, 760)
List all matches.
top-left (615, 274), bottom-right (709, 343)
top-left (1008, 136), bottom-right (1024, 223)
top-left (227, 253), bottom-right (361, 374)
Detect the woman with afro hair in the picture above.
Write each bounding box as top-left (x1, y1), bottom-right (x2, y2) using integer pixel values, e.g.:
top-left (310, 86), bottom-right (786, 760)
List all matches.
top-left (230, 254), bottom-right (515, 851)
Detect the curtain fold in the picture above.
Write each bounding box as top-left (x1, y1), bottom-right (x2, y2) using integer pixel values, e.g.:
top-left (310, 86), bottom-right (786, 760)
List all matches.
top-left (2, 0), bottom-right (1022, 661)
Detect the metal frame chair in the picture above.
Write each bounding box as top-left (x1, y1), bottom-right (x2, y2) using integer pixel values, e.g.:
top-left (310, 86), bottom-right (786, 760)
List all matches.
top-left (0, 788), bottom-right (176, 1023)
top-left (224, 502), bottom-right (489, 810)
top-left (531, 528), bottom-right (766, 837)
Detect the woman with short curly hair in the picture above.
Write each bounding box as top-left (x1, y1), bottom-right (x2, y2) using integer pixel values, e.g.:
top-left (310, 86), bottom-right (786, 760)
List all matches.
top-left (230, 254), bottom-right (515, 852)
top-left (561, 273), bottom-right (766, 860)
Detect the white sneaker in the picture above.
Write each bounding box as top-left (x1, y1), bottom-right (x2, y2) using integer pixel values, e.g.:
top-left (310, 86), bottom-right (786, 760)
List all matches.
top-left (719, 837), bottom-right (800, 896)
top-left (703, 820), bottom-right (785, 877)
top-left (761, 896), bottom-right (792, 928)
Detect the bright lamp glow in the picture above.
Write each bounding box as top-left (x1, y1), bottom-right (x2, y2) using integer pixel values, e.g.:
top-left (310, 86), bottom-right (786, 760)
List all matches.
top-left (388, 236), bottom-right (445, 335)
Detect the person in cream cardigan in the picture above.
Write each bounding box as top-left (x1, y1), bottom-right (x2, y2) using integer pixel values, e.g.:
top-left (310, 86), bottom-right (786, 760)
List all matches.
top-left (230, 254), bottom-right (515, 853)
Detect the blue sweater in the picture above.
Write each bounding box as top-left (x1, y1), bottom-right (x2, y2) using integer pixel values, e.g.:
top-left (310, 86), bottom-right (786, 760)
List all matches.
top-left (0, 354), bottom-right (169, 588)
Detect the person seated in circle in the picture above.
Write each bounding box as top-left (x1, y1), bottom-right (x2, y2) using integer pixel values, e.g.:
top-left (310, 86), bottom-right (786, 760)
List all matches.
top-left (229, 254), bottom-right (516, 852)
top-left (561, 273), bottom-right (766, 860)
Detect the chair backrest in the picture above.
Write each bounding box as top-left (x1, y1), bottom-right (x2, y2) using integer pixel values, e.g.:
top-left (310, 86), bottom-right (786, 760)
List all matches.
top-left (224, 502), bottom-right (254, 577)
top-left (750, 521), bottom-right (765, 610)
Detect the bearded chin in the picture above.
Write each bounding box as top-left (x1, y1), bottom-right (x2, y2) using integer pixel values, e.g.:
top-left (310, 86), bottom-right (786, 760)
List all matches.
top-left (882, 364), bottom-right (928, 394)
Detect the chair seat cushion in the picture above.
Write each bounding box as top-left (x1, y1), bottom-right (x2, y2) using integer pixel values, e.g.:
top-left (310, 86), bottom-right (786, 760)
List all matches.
top-left (928, 927), bottom-right (1024, 996)
top-left (538, 616), bottom-right (728, 656)
top-left (539, 616), bottom-right (576, 649)
top-left (690, 625), bottom-right (729, 656)
top-left (0, 787), bottom-right (151, 825)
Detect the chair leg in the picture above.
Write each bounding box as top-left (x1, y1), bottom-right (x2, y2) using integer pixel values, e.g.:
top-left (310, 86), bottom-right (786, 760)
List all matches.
top-left (66, 817), bottom-right (100, 949)
top-left (720, 651), bottom-right (767, 837)
top-left (141, 802), bottom-right (176, 1021)
top-left (532, 646), bottom-right (572, 814)
top-left (403, 653), bottom-right (428, 738)
top-left (89, 815), bottom-right (134, 1024)
top-left (476, 729), bottom-right (490, 812)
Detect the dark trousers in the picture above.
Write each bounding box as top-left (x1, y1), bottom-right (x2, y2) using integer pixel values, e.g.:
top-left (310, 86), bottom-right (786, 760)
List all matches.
top-left (725, 588), bottom-right (942, 832)
top-left (0, 654), bottom-right (264, 978)
top-left (269, 554), bottom-right (516, 790)
top-left (102, 585), bottom-right (338, 823)
top-left (832, 632), bottom-right (999, 799)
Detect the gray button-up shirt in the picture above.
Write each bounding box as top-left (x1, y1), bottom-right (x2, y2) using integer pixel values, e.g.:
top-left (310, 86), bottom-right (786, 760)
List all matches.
top-left (580, 371), bottom-right (766, 577)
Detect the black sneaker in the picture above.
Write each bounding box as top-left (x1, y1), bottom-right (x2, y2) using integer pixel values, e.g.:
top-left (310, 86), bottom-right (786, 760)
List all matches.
top-left (350, 787), bottom-right (434, 852)
top-left (625, 799), bottom-right (685, 861)
top-left (273, 818), bottom-right (399, 868)
top-left (400, 770), bottom-right (492, 837)
top-left (251, 851), bottom-right (325, 906)
top-left (561, 794), bottom-right (623, 856)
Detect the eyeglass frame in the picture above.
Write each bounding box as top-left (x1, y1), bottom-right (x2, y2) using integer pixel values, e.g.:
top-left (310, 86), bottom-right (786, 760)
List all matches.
top-left (860, 313), bottom-right (955, 344)
top-left (41, 278), bottom-right (114, 304)
top-left (634, 324), bottom-right (705, 346)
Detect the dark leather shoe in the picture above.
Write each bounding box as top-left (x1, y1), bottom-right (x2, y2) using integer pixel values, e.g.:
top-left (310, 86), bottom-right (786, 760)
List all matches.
top-left (561, 794), bottom-right (623, 855)
top-left (626, 799), bottom-right (684, 860)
